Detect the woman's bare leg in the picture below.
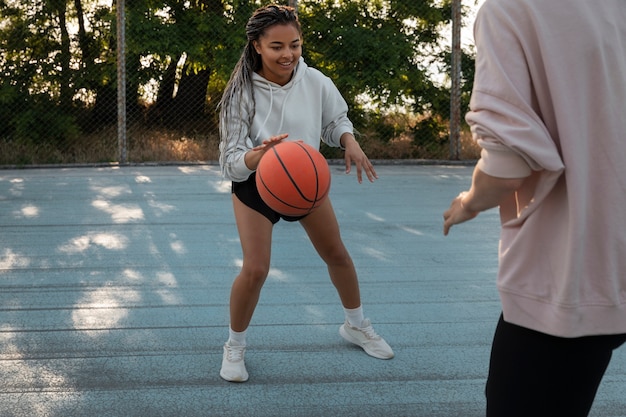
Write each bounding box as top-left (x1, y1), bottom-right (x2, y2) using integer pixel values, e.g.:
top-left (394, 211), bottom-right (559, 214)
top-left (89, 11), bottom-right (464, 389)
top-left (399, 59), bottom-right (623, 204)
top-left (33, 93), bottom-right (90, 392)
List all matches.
top-left (229, 195), bottom-right (274, 332)
top-left (299, 197), bottom-right (361, 309)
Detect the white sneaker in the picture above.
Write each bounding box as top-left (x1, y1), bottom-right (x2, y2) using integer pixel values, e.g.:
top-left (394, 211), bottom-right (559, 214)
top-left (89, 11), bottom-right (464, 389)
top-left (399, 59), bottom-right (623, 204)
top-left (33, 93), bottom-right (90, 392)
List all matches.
top-left (339, 319), bottom-right (394, 359)
top-left (220, 340), bottom-right (249, 382)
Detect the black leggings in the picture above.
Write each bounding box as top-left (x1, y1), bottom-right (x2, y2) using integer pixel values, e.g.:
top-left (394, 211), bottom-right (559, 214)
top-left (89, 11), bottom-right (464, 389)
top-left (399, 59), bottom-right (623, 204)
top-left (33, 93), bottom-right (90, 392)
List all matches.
top-left (486, 314), bottom-right (626, 417)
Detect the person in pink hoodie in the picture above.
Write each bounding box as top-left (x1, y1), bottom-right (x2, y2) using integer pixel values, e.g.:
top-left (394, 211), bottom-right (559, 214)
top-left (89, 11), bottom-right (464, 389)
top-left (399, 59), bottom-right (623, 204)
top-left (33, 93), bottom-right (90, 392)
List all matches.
top-left (443, 0), bottom-right (626, 415)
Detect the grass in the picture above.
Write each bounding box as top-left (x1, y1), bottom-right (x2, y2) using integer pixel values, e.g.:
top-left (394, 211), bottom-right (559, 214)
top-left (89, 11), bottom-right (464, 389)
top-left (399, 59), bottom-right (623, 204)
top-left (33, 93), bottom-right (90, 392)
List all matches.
top-left (0, 124), bottom-right (480, 167)
top-left (0, 124), bottom-right (219, 166)
top-left (361, 130), bottom-right (479, 161)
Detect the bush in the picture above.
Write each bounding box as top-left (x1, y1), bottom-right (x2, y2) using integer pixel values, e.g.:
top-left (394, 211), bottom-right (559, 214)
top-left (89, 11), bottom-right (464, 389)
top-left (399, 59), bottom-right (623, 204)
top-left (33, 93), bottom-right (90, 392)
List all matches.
top-left (12, 98), bottom-right (80, 145)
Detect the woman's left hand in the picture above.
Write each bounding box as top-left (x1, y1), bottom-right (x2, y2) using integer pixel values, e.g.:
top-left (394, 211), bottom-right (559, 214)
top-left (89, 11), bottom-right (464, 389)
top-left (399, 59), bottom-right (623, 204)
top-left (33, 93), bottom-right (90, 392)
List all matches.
top-left (341, 134), bottom-right (378, 183)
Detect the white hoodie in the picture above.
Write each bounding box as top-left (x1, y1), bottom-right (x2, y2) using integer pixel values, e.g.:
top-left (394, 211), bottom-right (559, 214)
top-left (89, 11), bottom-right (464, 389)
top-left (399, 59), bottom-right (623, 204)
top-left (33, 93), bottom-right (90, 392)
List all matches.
top-left (219, 57), bottom-right (354, 182)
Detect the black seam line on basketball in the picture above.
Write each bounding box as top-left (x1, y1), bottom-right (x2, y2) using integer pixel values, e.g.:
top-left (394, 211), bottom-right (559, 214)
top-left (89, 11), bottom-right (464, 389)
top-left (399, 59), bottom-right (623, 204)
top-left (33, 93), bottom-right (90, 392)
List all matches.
top-left (256, 146), bottom-right (313, 211)
top-left (258, 173), bottom-right (314, 211)
top-left (272, 143), bottom-right (318, 203)
top-left (294, 141), bottom-right (322, 201)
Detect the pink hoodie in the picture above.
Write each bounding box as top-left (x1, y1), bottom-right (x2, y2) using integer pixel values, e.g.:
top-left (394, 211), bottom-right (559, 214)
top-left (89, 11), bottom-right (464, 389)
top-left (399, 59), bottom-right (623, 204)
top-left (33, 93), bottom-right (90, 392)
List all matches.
top-left (466, 0), bottom-right (626, 337)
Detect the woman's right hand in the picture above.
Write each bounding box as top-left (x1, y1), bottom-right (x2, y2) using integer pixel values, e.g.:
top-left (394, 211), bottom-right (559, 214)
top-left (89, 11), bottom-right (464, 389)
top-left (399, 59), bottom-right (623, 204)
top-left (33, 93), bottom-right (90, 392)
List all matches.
top-left (252, 133), bottom-right (289, 151)
top-left (245, 134), bottom-right (288, 170)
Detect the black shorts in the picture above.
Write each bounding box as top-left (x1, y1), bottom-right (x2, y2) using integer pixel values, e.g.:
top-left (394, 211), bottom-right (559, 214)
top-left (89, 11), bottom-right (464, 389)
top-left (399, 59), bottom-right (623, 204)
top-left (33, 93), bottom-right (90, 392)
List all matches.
top-left (231, 172), bottom-right (306, 225)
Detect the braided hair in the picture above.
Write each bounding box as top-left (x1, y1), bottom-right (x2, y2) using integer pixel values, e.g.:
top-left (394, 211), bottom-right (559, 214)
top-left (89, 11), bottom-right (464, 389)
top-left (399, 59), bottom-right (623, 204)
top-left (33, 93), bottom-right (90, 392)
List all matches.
top-left (218, 5), bottom-right (302, 151)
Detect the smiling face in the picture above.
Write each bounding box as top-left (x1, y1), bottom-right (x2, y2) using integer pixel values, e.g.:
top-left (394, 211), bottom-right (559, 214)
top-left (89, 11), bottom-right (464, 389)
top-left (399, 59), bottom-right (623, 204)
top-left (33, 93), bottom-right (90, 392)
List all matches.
top-left (253, 23), bottom-right (302, 86)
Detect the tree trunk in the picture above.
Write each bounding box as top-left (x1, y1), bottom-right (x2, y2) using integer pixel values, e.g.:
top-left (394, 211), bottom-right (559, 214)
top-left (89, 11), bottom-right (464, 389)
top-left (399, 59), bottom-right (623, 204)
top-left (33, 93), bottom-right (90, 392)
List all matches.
top-left (173, 65), bottom-right (211, 125)
top-left (74, 0), bottom-right (93, 78)
top-left (51, 0), bottom-right (72, 110)
top-left (151, 56), bottom-right (181, 125)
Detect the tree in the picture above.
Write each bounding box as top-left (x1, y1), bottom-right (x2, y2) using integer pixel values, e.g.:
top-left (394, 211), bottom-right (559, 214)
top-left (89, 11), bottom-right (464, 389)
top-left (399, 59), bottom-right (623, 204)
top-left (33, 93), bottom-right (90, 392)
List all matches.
top-left (129, 0), bottom-right (228, 129)
top-left (299, 0), bottom-right (452, 119)
top-left (0, 0), bottom-right (469, 162)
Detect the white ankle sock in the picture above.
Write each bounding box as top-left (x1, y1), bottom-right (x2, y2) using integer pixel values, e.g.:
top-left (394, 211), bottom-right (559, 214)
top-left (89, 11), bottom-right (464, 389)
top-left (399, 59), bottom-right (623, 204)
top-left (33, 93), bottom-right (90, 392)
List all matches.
top-left (344, 305), bottom-right (365, 328)
top-left (228, 327), bottom-right (247, 346)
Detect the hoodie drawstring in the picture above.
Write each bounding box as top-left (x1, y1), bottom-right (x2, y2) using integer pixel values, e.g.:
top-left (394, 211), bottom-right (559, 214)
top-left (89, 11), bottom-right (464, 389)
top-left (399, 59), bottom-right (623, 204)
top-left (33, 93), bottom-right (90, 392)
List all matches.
top-left (254, 78), bottom-right (296, 143)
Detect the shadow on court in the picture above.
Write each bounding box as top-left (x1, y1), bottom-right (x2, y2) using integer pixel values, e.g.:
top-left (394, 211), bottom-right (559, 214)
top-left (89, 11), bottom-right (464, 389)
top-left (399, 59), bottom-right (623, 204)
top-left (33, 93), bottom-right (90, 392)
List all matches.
top-left (0, 164), bottom-right (624, 417)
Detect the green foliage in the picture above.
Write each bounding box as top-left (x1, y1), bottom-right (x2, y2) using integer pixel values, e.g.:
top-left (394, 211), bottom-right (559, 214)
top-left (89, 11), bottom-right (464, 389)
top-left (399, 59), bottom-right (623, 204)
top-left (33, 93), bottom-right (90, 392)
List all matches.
top-left (0, 83), bottom-right (19, 139)
top-left (438, 46), bottom-right (476, 121)
top-left (11, 95), bottom-right (80, 144)
top-left (412, 116), bottom-right (448, 148)
top-left (299, 0), bottom-right (450, 116)
top-left (0, 0), bottom-right (474, 163)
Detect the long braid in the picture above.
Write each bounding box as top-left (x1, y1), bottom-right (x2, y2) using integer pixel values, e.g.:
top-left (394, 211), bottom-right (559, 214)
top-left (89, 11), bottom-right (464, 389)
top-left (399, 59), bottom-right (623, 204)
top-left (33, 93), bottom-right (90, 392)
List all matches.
top-left (218, 42), bottom-right (257, 141)
top-left (218, 5), bottom-right (301, 167)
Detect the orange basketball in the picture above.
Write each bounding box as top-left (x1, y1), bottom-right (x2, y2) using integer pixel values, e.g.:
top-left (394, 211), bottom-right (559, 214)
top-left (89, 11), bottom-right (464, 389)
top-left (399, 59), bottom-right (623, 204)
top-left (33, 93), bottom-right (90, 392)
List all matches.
top-left (256, 141), bottom-right (331, 217)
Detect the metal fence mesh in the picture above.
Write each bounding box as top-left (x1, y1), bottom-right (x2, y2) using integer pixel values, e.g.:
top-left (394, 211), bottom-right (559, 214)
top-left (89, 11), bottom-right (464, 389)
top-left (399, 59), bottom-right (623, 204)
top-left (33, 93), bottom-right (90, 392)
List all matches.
top-left (0, 0), bottom-right (478, 167)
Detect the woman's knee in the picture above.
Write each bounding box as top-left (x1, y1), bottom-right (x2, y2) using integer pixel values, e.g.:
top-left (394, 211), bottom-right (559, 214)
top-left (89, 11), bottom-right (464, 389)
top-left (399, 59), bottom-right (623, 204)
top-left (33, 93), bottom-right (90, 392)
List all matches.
top-left (238, 263), bottom-right (270, 288)
top-left (321, 244), bottom-right (352, 267)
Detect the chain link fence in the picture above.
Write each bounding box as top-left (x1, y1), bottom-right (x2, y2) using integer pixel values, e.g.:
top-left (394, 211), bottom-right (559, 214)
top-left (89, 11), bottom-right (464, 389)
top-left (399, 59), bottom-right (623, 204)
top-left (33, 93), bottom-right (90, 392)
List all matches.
top-left (0, 0), bottom-right (479, 167)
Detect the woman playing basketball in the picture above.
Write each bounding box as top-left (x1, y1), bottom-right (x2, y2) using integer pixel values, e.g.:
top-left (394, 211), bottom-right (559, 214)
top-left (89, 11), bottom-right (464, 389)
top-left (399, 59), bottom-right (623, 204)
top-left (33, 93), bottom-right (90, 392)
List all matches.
top-left (218, 4), bottom-right (393, 382)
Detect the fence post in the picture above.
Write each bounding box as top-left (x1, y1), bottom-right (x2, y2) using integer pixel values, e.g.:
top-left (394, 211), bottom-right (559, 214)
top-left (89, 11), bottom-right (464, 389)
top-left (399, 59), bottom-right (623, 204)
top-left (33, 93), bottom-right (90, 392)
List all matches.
top-left (116, 0), bottom-right (127, 164)
top-left (449, 0), bottom-right (462, 160)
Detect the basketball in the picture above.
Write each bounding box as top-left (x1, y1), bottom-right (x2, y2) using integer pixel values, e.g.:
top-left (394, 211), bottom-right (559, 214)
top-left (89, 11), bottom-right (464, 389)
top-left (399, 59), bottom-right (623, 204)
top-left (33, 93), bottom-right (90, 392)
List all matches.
top-left (256, 141), bottom-right (331, 217)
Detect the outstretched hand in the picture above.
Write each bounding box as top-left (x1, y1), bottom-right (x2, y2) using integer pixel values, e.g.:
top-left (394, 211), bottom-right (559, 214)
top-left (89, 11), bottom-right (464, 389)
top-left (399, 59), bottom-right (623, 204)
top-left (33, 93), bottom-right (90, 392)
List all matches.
top-left (442, 192), bottom-right (479, 236)
top-left (342, 135), bottom-right (378, 183)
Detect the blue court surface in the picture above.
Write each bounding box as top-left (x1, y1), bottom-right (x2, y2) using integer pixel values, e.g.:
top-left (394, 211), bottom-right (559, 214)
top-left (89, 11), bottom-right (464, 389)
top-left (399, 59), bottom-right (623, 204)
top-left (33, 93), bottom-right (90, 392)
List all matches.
top-left (1, 164), bottom-right (624, 417)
